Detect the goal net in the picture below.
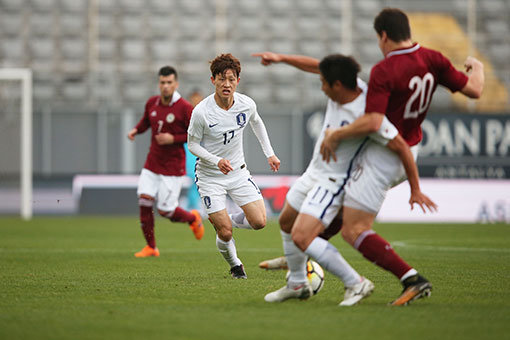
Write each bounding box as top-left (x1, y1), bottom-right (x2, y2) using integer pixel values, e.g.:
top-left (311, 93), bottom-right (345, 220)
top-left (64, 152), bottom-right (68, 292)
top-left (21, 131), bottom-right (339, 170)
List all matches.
top-left (0, 69), bottom-right (33, 220)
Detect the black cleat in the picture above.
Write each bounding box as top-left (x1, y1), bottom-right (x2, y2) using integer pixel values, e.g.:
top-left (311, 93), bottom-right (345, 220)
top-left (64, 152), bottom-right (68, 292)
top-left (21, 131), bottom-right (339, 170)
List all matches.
top-left (390, 274), bottom-right (432, 306)
top-left (230, 264), bottom-right (247, 279)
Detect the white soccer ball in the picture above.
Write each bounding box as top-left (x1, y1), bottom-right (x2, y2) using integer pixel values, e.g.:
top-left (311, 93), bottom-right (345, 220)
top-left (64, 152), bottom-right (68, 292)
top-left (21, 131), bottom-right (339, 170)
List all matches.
top-left (286, 260), bottom-right (325, 295)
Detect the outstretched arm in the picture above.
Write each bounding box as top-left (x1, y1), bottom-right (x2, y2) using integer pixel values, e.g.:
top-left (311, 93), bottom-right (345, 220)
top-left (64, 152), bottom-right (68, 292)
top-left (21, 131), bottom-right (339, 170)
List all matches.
top-left (252, 51), bottom-right (320, 74)
top-left (386, 135), bottom-right (437, 213)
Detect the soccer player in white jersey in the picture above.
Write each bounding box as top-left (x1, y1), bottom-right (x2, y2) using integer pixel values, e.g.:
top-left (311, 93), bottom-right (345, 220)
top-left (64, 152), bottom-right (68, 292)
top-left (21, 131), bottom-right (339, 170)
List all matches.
top-left (187, 53), bottom-right (280, 279)
top-left (253, 52), bottom-right (436, 305)
top-left (320, 8), bottom-right (481, 306)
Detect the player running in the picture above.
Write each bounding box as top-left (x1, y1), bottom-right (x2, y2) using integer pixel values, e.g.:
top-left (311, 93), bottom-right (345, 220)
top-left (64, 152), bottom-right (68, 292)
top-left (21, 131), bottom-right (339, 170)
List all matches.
top-left (187, 53), bottom-right (280, 279)
top-left (254, 52), bottom-right (435, 305)
top-left (127, 66), bottom-right (204, 258)
top-left (320, 8), bottom-right (484, 305)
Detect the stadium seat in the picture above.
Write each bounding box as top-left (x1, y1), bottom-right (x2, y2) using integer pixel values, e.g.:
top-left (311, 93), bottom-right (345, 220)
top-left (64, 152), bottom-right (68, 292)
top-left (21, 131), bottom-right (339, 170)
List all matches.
top-left (1, 38), bottom-right (25, 60)
top-left (298, 40), bottom-right (326, 58)
top-left (297, 17), bottom-right (325, 39)
top-left (148, 15), bottom-right (173, 39)
top-left (98, 38), bottom-right (116, 61)
top-left (62, 78), bottom-right (88, 100)
top-left (0, 12), bottom-right (24, 37)
top-left (121, 15), bottom-right (145, 38)
top-left (268, 40), bottom-right (296, 55)
top-left (29, 14), bottom-right (54, 37)
top-left (31, 0), bottom-right (56, 12)
top-left (30, 38), bottom-right (54, 59)
top-left (61, 39), bottom-right (87, 60)
top-left (150, 40), bottom-right (178, 63)
top-left (121, 0), bottom-right (146, 13)
top-left (267, 18), bottom-right (295, 39)
top-left (60, 14), bottom-right (86, 37)
top-left (60, 0), bottom-right (87, 13)
top-left (121, 40), bottom-right (146, 61)
top-left (0, 0), bottom-right (24, 11)
top-left (149, 0), bottom-right (172, 12)
top-left (485, 20), bottom-right (509, 36)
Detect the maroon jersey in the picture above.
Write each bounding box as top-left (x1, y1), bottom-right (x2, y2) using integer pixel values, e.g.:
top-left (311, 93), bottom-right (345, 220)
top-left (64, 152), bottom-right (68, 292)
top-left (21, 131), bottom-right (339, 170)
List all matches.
top-left (135, 92), bottom-right (193, 176)
top-left (366, 43), bottom-right (468, 146)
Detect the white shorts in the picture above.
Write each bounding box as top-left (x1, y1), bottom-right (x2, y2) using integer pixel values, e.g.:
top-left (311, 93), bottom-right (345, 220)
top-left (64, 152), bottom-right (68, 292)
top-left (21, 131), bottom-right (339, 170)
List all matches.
top-left (137, 168), bottom-right (184, 212)
top-left (285, 171), bottom-right (317, 212)
top-left (196, 166), bottom-right (262, 214)
top-left (299, 178), bottom-right (347, 227)
top-left (344, 142), bottom-right (419, 214)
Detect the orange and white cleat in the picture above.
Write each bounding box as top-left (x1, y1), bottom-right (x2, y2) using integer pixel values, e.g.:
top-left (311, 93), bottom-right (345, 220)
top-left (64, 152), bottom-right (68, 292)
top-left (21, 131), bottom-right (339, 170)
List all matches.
top-left (134, 245), bottom-right (160, 258)
top-left (190, 210), bottom-right (204, 240)
top-left (259, 256), bottom-right (288, 270)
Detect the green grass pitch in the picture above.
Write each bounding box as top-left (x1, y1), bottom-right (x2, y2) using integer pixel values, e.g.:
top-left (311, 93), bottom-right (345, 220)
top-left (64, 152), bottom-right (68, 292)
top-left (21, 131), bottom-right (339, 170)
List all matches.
top-left (1, 216), bottom-right (509, 340)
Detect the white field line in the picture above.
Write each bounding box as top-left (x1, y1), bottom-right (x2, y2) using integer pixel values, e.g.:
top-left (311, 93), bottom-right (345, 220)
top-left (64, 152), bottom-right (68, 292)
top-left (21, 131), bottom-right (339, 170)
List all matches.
top-left (0, 247), bottom-right (283, 254)
top-left (392, 241), bottom-right (510, 253)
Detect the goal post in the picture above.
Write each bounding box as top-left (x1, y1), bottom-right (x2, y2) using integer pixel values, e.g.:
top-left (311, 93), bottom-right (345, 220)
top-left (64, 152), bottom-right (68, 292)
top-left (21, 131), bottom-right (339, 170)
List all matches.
top-left (0, 68), bottom-right (33, 220)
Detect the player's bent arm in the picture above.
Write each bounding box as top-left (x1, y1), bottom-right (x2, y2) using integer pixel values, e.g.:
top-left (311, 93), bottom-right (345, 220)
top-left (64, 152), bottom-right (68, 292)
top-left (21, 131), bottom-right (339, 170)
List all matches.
top-left (386, 135), bottom-right (438, 213)
top-left (127, 128), bottom-right (138, 140)
top-left (187, 135), bottom-right (222, 166)
top-left (252, 52), bottom-right (320, 74)
top-left (332, 113), bottom-right (384, 141)
top-left (460, 56), bottom-right (484, 99)
top-left (386, 135), bottom-right (420, 194)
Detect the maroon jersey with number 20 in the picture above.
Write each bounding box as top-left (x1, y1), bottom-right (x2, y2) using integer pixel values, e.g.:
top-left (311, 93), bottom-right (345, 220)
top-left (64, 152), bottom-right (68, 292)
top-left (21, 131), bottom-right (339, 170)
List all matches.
top-left (365, 43), bottom-right (468, 146)
top-left (135, 93), bottom-right (193, 176)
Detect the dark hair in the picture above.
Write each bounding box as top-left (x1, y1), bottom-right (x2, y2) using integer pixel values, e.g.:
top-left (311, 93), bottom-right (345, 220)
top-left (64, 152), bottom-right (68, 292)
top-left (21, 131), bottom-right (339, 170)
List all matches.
top-left (158, 66), bottom-right (178, 79)
top-left (318, 54), bottom-right (360, 90)
top-left (374, 8), bottom-right (411, 42)
top-left (210, 53), bottom-right (241, 78)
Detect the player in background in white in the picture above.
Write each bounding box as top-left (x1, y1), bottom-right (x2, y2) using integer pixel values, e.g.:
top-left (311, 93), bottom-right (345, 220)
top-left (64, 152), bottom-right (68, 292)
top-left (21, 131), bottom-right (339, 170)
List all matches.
top-left (254, 53), bottom-right (435, 305)
top-left (187, 53), bottom-right (280, 279)
top-left (127, 66), bottom-right (204, 258)
top-left (320, 8), bottom-right (483, 306)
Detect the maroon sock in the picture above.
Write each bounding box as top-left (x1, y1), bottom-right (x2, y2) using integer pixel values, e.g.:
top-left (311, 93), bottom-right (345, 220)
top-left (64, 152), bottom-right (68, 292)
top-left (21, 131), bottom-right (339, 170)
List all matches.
top-left (140, 206), bottom-right (156, 248)
top-left (356, 231), bottom-right (412, 279)
top-left (168, 207), bottom-right (196, 224)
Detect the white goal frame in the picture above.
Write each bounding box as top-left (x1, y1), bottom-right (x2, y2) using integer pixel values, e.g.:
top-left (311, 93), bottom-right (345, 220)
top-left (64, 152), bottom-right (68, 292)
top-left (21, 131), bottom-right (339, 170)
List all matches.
top-left (0, 69), bottom-right (33, 220)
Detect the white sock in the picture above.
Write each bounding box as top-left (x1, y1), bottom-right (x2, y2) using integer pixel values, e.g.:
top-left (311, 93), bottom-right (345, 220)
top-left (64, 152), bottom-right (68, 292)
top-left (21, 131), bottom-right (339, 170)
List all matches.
top-left (281, 230), bottom-right (307, 287)
top-left (216, 235), bottom-right (242, 267)
top-left (229, 212), bottom-right (253, 230)
top-left (400, 269), bottom-right (418, 282)
top-left (305, 237), bottom-right (361, 287)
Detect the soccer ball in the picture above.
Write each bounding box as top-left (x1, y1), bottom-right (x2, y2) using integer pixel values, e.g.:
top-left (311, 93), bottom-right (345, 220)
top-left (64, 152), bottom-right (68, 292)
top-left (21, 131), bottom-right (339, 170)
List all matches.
top-left (286, 260), bottom-right (325, 295)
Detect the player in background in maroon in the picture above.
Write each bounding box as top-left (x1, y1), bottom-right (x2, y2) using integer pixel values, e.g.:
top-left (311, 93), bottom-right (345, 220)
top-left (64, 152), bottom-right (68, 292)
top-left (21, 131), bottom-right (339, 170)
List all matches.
top-left (128, 66), bottom-right (204, 257)
top-left (320, 8), bottom-right (484, 305)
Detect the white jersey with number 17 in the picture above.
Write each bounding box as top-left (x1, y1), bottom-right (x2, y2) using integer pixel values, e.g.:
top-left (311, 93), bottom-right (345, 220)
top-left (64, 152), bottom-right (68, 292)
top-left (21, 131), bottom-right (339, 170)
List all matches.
top-left (188, 92), bottom-right (258, 177)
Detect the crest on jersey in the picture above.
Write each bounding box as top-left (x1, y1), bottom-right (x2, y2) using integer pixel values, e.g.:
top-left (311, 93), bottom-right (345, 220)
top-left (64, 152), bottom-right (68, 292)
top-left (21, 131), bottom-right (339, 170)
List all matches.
top-left (203, 196), bottom-right (211, 209)
top-left (236, 113), bottom-right (247, 127)
top-left (150, 111), bottom-right (157, 117)
top-left (166, 113), bottom-right (175, 123)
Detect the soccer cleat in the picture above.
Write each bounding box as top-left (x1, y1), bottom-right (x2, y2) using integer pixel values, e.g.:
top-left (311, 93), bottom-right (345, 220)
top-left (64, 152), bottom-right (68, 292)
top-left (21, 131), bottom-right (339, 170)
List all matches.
top-left (339, 277), bottom-right (374, 306)
top-left (264, 282), bottom-right (313, 302)
top-left (134, 245), bottom-right (160, 258)
top-left (390, 274), bottom-right (432, 306)
top-left (258, 256), bottom-right (288, 270)
top-left (190, 210), bottom-right (204, 240)
top-left (230, 264), bottom-right (247, 279)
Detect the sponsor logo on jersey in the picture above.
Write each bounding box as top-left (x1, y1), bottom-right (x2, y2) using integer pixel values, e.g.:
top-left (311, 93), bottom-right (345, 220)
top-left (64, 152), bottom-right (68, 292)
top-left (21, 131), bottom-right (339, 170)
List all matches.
top-left (236, 113), bottom-right (247, 127)
top-left (208, 123), bottom-right (219, 128)
top-left (166, 113), bottom-right (175, 123)
top-left (151, 111), bottom-right (157, 117)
